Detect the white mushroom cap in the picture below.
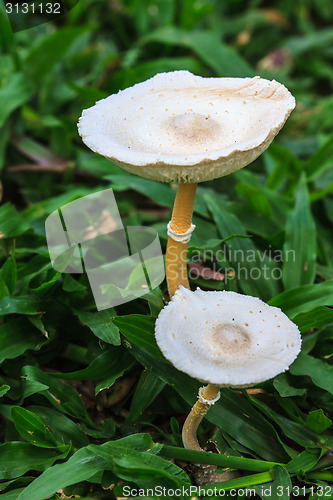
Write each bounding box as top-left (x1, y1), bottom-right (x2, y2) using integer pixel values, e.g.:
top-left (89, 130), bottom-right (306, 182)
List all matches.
top-left (78, 71), bottom-right (295, 183)
top-left (155, 286), bottom-right (301, 387)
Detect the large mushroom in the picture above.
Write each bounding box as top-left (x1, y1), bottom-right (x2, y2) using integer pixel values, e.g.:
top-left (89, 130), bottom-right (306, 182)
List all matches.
top-left (78, 71), bottom-right (295, 297)
top-left (155, 286), bottom-right (301, 481)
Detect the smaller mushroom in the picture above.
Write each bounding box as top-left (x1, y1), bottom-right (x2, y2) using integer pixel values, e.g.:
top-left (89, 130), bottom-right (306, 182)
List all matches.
top-left (155, 286), bottom-right (301, 482)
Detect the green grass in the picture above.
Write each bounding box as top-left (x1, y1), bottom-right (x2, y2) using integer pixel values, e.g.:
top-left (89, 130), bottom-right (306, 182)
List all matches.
top-left (0, 0), bottom-right (333, 498)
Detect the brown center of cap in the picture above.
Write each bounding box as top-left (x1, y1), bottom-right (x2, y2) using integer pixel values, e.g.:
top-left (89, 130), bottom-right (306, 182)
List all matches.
top-left (210, 322), bottom-right (251, 357)
top-left (162, 113), bottom-right (221, 148)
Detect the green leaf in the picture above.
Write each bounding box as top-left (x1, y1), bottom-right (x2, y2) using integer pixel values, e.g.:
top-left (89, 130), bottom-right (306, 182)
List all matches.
top-left (268, 281), bottom-right (333, 318)
top-left (105, 174), bottom-right (175, 208)
top-left (19, 446), bottom-right (107, 499)
top-left (0, 3), bottom-right (15, 52)
top-left (160, 445), bottom-right (283, 472)
top-left (76, 151), bottom-right (120, 178)
top-left (0, 123), bottom-right (10, 174)
top-left (211, 390), bottom-right (290, 462)
top-left (286, 447), bottom-right (325, 473)
top-left (273, 373), bottom-right (306, 397)
top-left (0, 384), bottom-right (10, 398)
top-left (22, 380), bottom-right (49, 400)
top-left (51, 347), bottom-right (134, 396)
top-left (52, 349), bottom-right (118, 380)
top-left (62, 274), bottom-right (87, 293)
top-left (143, 288), bottom-right (165, 317)
top-left (0, 204), bottom-right (31, 238)
top-left (142, 27), bottom-right (253, 76)
top-left (0, 318), bottom-right (46, 364)
top-left (17, 256), bottom-right (53, 292)
top-left (236, 183), bottom-right (272, 217)
top-left (0, 488), bottom-right (26, 499)
top-left (264, 465), bottom-right (292, 500)
top-left (290, 353), bottom-right (333, 395)
top-left (0, 254), bottom-right (17, 295)
top-left (100, 444), bottom-right (190, 489)
top-left (205, 194), bottom-right (278, 298)
top-left (305, 134), bottom-right (333, 180)
top-left (22, 186), bottom-right (97, 221)
top-left (0, 276), bottom-right (9, 300)
top-left (29, 405), bottom-right (89, 448)
top-left (108, 433), bottom-right (156, 452)
top-left (266, 143), bottom-right (302, 190)
top-left (0, 74), bottom-right (33, 127)
top-left (283, 175), bottom-right (316, 289)
top-left (113, 315), bottom-right (163, 359)
top-left (293, 306), bottom-right (333, 333)
top-left (199, 471), bottom-right (273, 494)
top-left (27, 315), bottom-right (48, 337)
top-left (0, 442), bottom-right (66, 480)
top-left (286, 27), bottom-right (333, 54)
top-left (75, 309), bottom-right (120, 345)
top-left (22, 366), bottom-right (93, 425)
top-left (12, 135), bottom-right (66, 167)
top-left (129, 369), bottom-right (166, 421)
top-left (19, 434), bottom-right (158, 499)
top-left (169, 417), bottom-right (182, 447)
top-left (306, 409), bottom-right (332, 434)
top-left (24, 26), bottom-right (91, 84)
top-left (0, 296), bottom-right (41, 316)
top-left (0, 476), bottom-right (34, 494)
top-left (11, 406), bottom-right (59, 448)
top-left (95, 350), bottom-right (135, 395)
top-left (29, 270), bottom-right (61, 295)
top-left (248, 395), bottom-right (323, 449)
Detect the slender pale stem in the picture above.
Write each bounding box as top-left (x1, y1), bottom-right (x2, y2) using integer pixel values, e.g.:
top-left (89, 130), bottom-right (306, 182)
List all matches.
top-left (182, 384), bottom-right (220, 450)
top-left (165, 181), bottom-right (197, 298)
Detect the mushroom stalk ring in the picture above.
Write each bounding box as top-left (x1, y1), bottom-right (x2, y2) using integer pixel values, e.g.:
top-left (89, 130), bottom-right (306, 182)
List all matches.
top-left (167, 221), bottom-right (196, 244)
top-left (198, 386), bottom-right (220, 405)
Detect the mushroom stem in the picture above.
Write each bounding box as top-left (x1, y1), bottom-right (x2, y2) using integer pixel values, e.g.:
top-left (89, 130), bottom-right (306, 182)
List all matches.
top-left (165, 181), bottom-right (197, 297)
top-left (182, 384), bottom-right (239, 485)
top-left (182, 383), bottom-right (220, 451)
